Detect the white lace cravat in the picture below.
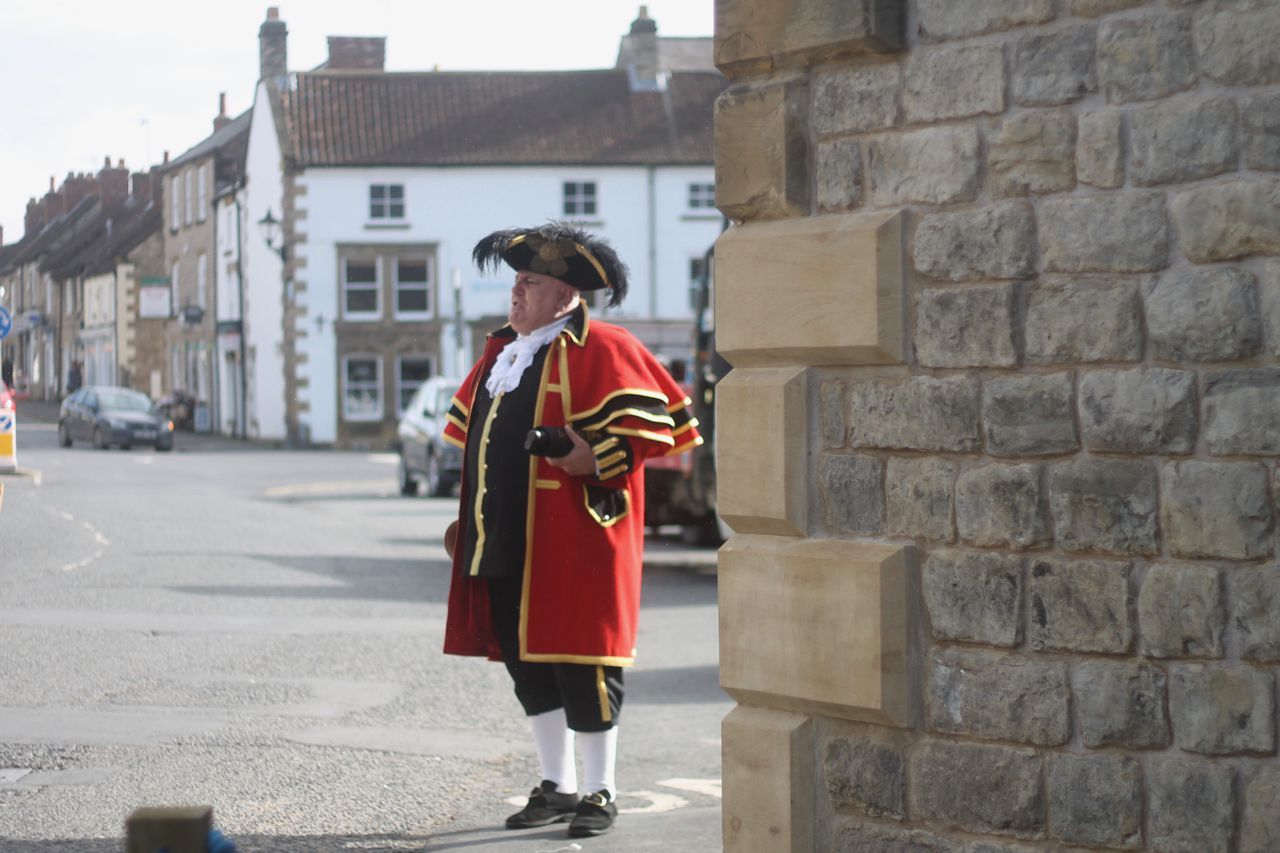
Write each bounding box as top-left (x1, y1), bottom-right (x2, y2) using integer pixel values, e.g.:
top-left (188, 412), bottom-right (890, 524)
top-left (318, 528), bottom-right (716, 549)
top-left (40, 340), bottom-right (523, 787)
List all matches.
top-left (485, 315), bottom-right (572, 396)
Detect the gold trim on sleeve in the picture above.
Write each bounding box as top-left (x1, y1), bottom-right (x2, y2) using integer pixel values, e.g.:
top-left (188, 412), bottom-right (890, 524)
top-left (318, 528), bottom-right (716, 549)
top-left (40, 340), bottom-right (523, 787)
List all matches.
top-left (570, 387), bottom-right (670, 422)
top-left (535, 479), bottom-right (562, 490)
top-left (442, 432), bottom-right (466, 450)
top-left (671, 418), bottom-right (700, 437)
top-left (451, 396), bottom-right (470, 417)
top-left (591, 436), bottom-right (621, 454)
top-left (446, 412), bottom-right (467, 431)
top-left (666, 397), bottom-right (693, 412)
top-left (596, 449), bottom-right (628, 470)
top-left (605, 426), bottom-right (677, 446)
top-left (597, 464), bottom-right (628, 481)
top-left (668, 435), bottom-right (705, 456)
top-left (579, 407), bottom-right (676, 433)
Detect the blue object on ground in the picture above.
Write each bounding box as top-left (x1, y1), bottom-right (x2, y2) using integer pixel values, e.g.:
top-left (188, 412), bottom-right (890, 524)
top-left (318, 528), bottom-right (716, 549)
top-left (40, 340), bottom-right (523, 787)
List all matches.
top-left (208, 828), bottom-right (237, 852)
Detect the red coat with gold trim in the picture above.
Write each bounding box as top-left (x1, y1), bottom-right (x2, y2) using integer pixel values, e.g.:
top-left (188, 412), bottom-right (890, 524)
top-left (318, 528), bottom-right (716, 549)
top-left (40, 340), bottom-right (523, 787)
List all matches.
top-left (442, 305), bottom-right (701, 666)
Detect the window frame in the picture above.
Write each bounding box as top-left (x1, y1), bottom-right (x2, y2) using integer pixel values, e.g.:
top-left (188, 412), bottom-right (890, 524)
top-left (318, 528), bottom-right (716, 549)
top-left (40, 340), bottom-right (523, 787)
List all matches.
top-left (395, 355), bottom-right (434, 416)
top-left (687, 181), bottom-right (716, 210)
top-left (341, 354), bottom-right (383, 422)
top-left (170, 176), bottom-right (181, 232)
top-left (392, 255), bottom-right (433, 320)
top-left (562, 180), bottom-right (598, 216)
top-left (184, 169), bottom-right (193, 226)
top-left (369, 184), bottom-right (406, 220)
top-left (341, 256), bottom-right (381, 320)
top-left (197, 164), bottom-right (208, 222)
top-left (196, 253), bottom-right (208, 309)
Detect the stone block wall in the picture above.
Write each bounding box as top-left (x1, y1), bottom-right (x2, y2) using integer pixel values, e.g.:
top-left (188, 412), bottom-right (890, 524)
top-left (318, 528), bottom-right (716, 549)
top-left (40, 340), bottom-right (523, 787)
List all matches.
top-left (716, 0), bottom-right (1280, 850)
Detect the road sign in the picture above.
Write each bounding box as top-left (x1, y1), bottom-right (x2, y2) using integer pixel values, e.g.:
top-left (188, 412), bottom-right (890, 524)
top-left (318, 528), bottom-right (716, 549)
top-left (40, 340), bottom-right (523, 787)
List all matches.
top-left (0, 306), bottom-right (11, 339)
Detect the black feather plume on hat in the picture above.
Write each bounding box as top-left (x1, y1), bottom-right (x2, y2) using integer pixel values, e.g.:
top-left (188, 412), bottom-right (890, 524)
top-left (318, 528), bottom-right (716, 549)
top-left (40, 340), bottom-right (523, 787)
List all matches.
top-left (472, 222), bottom-right (630, 308)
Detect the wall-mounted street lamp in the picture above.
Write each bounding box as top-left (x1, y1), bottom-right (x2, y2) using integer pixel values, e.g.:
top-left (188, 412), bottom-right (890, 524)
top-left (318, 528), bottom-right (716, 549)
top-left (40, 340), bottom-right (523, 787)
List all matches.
top-left (257, 209), bottom-right (287, 261)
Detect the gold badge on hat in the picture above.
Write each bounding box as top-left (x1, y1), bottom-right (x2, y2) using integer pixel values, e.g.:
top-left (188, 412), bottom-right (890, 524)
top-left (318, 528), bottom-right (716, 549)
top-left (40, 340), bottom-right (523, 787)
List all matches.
top-left (524, 234), bottom-right (579, 278)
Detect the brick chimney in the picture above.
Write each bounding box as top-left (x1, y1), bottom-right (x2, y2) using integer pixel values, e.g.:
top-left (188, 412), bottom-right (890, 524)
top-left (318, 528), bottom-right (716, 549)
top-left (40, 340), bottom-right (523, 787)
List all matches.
top-left (325, 36), bottom-right (386, 70)
top-left (213, 92), bottom-right (231, 132)
top-left (620, 6), bottom-right (661, 91)
top-left (131, 171), bottom-right (153, 201)
top-left (43, 177), bottom-right (66, 220)
top-left (24, 198), bottom-right (42, 236)
top-left (259, 7), bottom-right (288, 85)
top-left (98, 157), bottom-right (130, 204)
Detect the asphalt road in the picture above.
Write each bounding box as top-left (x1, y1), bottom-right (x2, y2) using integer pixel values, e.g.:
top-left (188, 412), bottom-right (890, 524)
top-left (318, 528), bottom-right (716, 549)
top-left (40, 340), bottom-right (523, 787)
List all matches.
top-left (0, 407), bottom-right (727, 852)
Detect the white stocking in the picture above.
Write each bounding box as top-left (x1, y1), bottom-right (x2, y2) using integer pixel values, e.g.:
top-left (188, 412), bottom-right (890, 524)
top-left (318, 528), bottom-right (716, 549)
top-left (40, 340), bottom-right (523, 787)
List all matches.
top-left (529, 708), bottom-right (577, 794)
top-left (578, 726), bottom-right (618, 797)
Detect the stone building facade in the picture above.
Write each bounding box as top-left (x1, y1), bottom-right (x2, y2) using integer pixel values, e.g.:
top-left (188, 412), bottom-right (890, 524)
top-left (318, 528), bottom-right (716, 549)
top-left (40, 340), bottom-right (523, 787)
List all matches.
top-left (713, 1), bottom-right (1279, 851)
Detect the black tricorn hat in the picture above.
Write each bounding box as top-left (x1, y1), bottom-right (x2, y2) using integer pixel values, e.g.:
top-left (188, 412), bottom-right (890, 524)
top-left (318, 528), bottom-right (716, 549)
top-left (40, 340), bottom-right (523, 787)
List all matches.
top-left (472, 222), bottom-right (630, 308)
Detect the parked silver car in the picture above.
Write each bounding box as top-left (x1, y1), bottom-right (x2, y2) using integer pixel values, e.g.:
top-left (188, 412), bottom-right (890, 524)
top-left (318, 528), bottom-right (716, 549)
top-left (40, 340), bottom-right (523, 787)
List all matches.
top-left (396, 376), bottom-right (462, 497)
top-left (58, 386), bottom-right (174, 451)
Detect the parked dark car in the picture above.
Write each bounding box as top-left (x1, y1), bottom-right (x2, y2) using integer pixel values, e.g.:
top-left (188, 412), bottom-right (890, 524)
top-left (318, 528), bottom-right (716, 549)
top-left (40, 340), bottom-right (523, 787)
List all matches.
top-left (396, 376), bottom-right (462, 497)
top-left (58, 386), bottom-right (174, 451)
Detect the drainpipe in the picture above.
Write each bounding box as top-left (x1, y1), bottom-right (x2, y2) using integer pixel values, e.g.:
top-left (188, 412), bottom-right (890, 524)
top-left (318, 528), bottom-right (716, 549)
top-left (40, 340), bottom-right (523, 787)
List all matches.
top-left (647, 165), bottom-right (657, 319)
top-left (234, 187), bottom-right (247, 439)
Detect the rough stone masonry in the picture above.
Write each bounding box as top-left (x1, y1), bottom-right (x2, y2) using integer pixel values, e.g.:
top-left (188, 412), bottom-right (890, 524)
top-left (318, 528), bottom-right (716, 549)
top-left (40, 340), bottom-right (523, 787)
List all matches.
top-left (715, 0), bottom-right (1280, 850)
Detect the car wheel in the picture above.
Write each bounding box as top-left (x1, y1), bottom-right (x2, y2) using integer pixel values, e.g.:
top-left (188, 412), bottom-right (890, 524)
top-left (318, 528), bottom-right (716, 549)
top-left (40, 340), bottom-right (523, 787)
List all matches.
top-left (58, 422), bottom-right (73, 447)
top-left (92, 426), bottom-right (109, 450)
top-left (120, 443), bottom-right (132, 451)
top-left (156, 440), bottom-right (173, 453)
top-left (398, 453), bottom-right (418, 496)
top-left (426, 452), bottom-right (451, 498)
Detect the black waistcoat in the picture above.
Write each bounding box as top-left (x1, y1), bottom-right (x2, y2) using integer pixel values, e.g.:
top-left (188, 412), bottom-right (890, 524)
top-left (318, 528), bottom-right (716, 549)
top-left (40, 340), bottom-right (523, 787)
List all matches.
top-left (459, 343), bottom-right (552, 578)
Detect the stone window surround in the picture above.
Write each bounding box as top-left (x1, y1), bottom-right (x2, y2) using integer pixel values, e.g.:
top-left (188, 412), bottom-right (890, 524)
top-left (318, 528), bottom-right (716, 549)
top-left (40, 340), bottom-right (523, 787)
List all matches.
top-left (340, 247), bottom-right (439, 322)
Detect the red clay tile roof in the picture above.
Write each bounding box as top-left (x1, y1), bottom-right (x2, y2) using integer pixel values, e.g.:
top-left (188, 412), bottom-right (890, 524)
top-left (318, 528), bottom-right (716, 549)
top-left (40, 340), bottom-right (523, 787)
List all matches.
top-left (280, 69), bottom-right (722, 168)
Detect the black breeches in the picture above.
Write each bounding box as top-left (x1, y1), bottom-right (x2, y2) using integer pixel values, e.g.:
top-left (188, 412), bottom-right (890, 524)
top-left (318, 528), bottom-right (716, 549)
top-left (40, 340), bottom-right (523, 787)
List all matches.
top-left (486, 577), bottom-right (624, 732)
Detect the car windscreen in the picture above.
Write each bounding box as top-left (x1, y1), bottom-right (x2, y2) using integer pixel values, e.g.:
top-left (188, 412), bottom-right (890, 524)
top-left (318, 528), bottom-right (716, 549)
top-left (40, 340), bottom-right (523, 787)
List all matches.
top-left (97, 389), bottom-right (154, 412)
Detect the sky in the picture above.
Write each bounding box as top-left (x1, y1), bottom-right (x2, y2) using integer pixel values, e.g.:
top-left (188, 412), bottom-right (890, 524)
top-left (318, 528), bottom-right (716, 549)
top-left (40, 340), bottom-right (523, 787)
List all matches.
top-left (0, 0), bottom-right (714, 244)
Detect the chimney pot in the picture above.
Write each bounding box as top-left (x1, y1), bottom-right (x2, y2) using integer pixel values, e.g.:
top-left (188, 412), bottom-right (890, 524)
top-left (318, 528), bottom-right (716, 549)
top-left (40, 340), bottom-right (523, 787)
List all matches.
top-left (267, 6), bottom-right (279, 19)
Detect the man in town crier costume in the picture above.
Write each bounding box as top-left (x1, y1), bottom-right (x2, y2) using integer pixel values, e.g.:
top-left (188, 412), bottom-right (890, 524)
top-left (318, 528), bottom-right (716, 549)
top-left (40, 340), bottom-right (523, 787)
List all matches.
top-left (441, 223), bottom-right (701, 837)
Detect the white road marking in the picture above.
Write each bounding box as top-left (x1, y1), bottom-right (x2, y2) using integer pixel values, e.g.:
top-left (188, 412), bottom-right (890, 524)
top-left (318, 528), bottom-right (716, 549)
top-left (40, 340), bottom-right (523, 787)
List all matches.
top-left (134, 456), bottom-right (154, 465)
top-left (84, 521), bottom-right (110, 546)
top-left (658, 778), bottom-right (722, 800)
top-left (534, 844), bottom-right (582, 853)
top-left (264, 479), bottom-right (394, 498)
top-left (52, 511), bottom-right (109, 571)
top-left (619, 791), bottom-right (689, 815)
top-left (367, 453), bottom-right (398, 465)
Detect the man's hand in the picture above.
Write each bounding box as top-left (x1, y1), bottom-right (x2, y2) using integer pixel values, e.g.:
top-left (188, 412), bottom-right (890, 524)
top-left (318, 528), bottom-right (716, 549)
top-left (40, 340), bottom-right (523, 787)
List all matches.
top-left (548, 426), bottom-right (598, 477)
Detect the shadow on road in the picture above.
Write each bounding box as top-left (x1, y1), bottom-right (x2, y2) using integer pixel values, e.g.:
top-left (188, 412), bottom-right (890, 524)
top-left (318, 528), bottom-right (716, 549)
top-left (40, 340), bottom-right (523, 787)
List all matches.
top-left (629, 663), bottom-right (726, 705)
top-left (167, 554), bottom-right (454, 604)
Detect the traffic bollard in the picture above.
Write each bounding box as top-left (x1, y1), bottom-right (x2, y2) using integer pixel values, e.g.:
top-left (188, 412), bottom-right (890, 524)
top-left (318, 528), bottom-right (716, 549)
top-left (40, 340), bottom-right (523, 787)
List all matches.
top-left (0, 410), bottom-right (15, 473)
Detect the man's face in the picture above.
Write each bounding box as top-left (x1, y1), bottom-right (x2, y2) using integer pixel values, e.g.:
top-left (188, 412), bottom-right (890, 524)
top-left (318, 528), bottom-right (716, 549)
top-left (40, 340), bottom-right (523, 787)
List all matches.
top-left (509, 270), bottom-right (576, 334)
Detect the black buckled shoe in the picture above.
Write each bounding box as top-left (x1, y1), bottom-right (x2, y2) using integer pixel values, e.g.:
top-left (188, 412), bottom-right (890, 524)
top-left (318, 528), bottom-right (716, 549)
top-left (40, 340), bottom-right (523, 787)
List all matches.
top-left (505, 780), bottom-right (580, 829)
top-left (568, 789), bottom-right (617, 837)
